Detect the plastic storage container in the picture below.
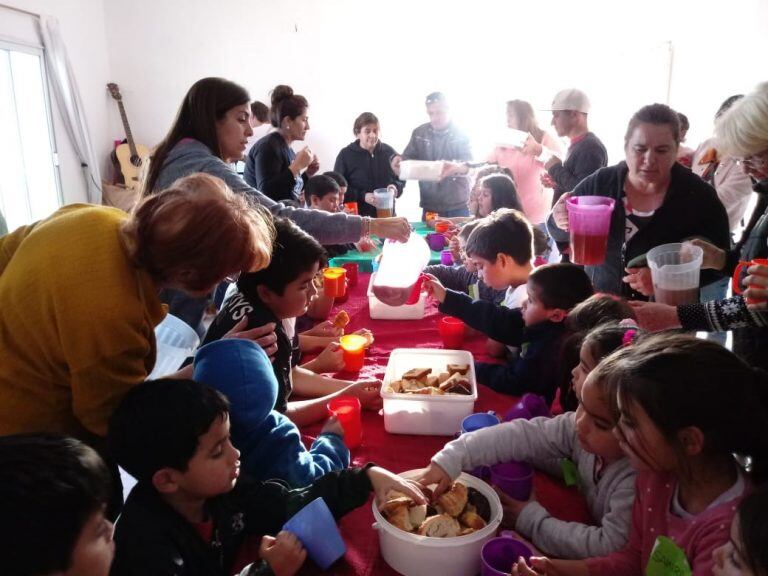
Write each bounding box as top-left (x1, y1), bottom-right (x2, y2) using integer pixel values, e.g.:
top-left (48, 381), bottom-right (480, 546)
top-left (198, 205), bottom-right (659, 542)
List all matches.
top-left (381, 348), bottom-right (477, 435)
top-left (149, 314), bottom-right (200, 379)
top-left (647, 242), bottom-right (704, 306)
top-left (372, 234), bottom-right (431, 307)
top-left (367, 272), bottom-right (427, 320)
top-left (372, 470), bottom-right (502, 576)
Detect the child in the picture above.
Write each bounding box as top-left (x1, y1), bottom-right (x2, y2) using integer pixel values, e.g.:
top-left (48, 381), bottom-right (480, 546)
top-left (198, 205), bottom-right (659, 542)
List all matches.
top-left (203, 217), bottom-right (381, 426)
top-left (426, 208), bottom-right (594, 404)
top-left (194, 338), bottom-right (349, 487)
top-left (474, 173), bottom-right (523, 218)
top-left (417, 323), bottom-right (639, 559)
top-left (713, 487), bottom-right (768, 576)
top-left (108, 378), bottom-right (424, 576)
top-left (323, 170), bottom-right (348, 204)
top-left (424, 220), bottom-right (507, 306)
top-left (515, 334), bottom-right (768, 576)
top-left (0, 434), bottom-right (114, 576)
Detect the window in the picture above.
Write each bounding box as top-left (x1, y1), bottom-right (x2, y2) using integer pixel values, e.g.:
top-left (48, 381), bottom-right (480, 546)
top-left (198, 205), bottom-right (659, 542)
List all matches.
top-left (0, 42), bottom-right (61, 232)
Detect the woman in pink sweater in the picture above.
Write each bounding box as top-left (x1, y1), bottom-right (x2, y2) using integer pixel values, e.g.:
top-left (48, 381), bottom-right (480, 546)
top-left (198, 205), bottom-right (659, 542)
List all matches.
top-left (488, 100), bottom-right (564, 225)
top-left (513, 333), bottom-right (768, 576)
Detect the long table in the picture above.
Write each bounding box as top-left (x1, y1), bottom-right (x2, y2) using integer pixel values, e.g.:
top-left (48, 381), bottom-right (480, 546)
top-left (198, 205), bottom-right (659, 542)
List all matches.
top-left (296, 273), bottom-right (589, 575)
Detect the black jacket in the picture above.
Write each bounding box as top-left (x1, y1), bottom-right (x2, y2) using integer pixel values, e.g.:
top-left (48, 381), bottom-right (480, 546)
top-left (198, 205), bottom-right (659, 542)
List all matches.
top-left (548, 132), bottom-right (608, 204)
top-left (547, 162), bottom-right (731, 298)
top-left (111, 467), bottom-right (374, 576)
top-left (245, 132), bottom-right (303, 203)
top-left (401, 122), bottom-right (472, 212)
top-left (333, 141), bottom-right (404, 218)
top-left (439, 290), bottom-right (566, 405)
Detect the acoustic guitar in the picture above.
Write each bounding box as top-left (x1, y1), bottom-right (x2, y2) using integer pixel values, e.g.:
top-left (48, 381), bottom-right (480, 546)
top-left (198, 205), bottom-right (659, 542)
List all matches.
top-left (107, 83), bottom-right (149, 191)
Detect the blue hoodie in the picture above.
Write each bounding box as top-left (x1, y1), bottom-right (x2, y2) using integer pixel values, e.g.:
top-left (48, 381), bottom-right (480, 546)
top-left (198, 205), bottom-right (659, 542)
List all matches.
top-left (193, 339), bottom-right (349, 488)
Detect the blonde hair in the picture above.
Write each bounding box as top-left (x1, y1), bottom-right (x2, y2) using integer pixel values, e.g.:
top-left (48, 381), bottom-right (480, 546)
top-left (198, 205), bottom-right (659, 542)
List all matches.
top-left (122, 173), bottom-right (274, 291)
top-left (716, 81), bottom-right (768, 157)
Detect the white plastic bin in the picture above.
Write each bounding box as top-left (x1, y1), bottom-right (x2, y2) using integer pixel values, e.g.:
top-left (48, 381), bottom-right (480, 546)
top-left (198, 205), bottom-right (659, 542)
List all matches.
top-left (149, 314), bottom-right (200, 379)
top-left (367, 272), bottom-right (427, 320)
top-left (381, 348), bottom-right (477, 435)
top-left (372, 470), bottom-right (502, 576)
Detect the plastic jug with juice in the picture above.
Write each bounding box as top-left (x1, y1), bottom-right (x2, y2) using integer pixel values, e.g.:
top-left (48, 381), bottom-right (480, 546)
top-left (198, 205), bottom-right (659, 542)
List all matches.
top-left (372, 233), bottom-right (431, 306)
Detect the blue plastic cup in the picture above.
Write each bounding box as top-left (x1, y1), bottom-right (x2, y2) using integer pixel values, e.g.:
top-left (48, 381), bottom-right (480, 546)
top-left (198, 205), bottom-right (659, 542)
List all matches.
top-left (282, 497), bottom-right (346, 569)
top-left (460, 412), bottom-right (501, 434)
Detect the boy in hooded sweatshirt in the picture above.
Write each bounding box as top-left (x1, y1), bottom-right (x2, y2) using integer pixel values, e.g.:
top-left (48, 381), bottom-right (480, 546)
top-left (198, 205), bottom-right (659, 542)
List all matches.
top-left (193, 338), bottom-right (348, 488)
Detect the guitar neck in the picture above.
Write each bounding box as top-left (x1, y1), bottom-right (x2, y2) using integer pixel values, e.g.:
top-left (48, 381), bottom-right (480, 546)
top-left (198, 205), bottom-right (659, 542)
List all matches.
top-left (116, 100), bottom-right (139, 157)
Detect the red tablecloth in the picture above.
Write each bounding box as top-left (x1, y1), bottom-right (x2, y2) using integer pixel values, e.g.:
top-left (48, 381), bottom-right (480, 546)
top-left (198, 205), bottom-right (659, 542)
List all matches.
top-left (297, 273), bottom-right (589, 575)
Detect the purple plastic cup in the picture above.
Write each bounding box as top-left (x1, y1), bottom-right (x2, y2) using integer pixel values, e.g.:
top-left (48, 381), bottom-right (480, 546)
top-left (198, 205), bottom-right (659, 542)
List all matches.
top-left (426, 232), bottom-right (447, 252)
top-left (481, 534), bottom-right (533, 576)
top-left (490, 461), bottom-right (534, 501)
top-left (440, 249), bottom-right (454, 265)
top-left (503, 394), bottom-right (550, 421)
top-left (502, 404), bottom-right (532, 422)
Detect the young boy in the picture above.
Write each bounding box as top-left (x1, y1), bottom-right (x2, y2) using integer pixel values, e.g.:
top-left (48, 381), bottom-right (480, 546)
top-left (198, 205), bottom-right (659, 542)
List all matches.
top-left (426, 208), bottom-right (593, 404)
top-left (108, 379), bottom-right (424, 576)
top-left (0, 435), bottom-right (115, 576)
top-left (203, 217), bottom-right (380, 426)
top-left (193, 338), bottom-right (349, 487)
top-left (323, 170), bottom-right (348, 204)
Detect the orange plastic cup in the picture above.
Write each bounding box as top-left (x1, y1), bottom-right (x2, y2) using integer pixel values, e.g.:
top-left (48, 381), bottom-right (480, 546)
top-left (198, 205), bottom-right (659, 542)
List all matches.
top-left (344, 202), bottom-right (359, 215)
top-left (327, 396), bottom-right (362, 448)
top-left (340, 334), bottom-right (367, 371)
top-left (435, 221), bottom-right (451, 234)
top-left (732, 258), bottom-right (768, 304)
top-left (323, 267), bottom-right (347, 298)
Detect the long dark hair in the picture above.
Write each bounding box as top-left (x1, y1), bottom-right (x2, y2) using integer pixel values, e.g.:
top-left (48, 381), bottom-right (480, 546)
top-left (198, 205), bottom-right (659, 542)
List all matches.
top-left (143, 77), bottom-right (250, 196)
top-left (610, 333), bottom-right (768, 481)
top-left (739, 486), bottom-right (768, 575)
top-left (479, 174), bottom-right (522, 214)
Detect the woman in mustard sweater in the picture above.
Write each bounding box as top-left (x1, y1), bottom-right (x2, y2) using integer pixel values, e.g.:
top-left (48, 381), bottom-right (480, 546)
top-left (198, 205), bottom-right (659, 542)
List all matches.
top-left (0, 173), bottom-right (272, 441)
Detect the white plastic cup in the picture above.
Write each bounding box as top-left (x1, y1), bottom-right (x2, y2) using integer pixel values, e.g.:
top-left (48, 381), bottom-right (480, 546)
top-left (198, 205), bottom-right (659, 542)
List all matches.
top-left (647, 243), bottom-right (704, 305)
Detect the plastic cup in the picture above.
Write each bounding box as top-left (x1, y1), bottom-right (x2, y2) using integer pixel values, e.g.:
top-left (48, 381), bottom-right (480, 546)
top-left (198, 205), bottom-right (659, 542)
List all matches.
top-left (283, 497), bottom-right (347, 569)
top-left (461, 412), bottom-right (501, 434)
top-left (440, 249), bottom-right (454, 266)
top-left (344, 202), bottom-right (359, 215)
top-left (435, 221), bottom-right (451, 234)
top-left (481, 534), bottom-right (533, 576)
top-left (647, 243), bottom-right (703, 305)
top-left (323, 267), bottom-right (347, 298)
top-left (339, 334), bottom-right (367, 371)
top-left (504, 393), bottom-right (550, 421)
top-left (489, 461), bottom-right (534, 501)
top-left (373, 187), bottom-right (394, 218)
top-left (341, 263), bottom-right (359, 288)
top-left (732, 257), bottom-right (768, 304)
top-left (327, 395), bottom-right (362, 448)
top-left (566, 196), bottom-right (615, 265)
top-left (426, 232), bottom-right (447, 252)
top-left (439, 316), bottom-right (465, 349)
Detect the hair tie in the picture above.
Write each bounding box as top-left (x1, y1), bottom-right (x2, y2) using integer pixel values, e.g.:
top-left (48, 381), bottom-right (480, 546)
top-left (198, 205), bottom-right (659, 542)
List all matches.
top-left (622, 329), bottom-right (638, 347)
top-left (618, 318), bottom-right (639, 329)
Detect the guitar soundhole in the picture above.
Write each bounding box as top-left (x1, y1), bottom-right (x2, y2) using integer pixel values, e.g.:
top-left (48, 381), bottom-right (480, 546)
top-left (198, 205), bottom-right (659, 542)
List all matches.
top-left (130, 156), bottom-right (143, 167)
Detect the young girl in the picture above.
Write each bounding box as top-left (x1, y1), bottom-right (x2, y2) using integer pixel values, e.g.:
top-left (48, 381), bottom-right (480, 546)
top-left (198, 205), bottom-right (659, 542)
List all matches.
top-left (417, 323), bottom-right (640, 559)
top-left (514, 333), bottom-right (768, 575)
top-left (713, 487), bottom-right (768, 575)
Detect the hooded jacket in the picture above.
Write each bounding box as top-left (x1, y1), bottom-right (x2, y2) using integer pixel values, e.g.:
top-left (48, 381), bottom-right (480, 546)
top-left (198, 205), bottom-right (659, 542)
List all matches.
top-left (193, 339), bottom-right (349, 488)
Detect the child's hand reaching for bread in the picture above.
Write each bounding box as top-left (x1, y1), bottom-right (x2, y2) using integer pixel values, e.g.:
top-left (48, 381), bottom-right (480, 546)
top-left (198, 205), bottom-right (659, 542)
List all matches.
top-left (423, 274), bottom-right (447, 303)
top-left (303, 320), bottom-right (343, 338)
top-left (367, 466), bottom-right (427, 509)
top-left (259, 531), bottom-right (307, 576)
top-left (344, 379), bottom-right (382, 410)
top-left (321, 415), bottom-right (345, 438)
top-left (413, 462), bottom-right (453, 497)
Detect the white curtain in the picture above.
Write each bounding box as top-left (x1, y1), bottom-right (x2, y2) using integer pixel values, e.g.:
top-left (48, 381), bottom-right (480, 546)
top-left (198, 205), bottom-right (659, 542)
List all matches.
top-left (36, 15), bottom-right (101, 204)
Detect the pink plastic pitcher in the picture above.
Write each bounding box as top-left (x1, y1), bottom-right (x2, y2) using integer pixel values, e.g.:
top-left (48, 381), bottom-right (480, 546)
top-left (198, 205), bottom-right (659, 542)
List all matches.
top-left (566, 196), bottom-right (615, 266)
top-left (372, 234), bottom-right (431, 306)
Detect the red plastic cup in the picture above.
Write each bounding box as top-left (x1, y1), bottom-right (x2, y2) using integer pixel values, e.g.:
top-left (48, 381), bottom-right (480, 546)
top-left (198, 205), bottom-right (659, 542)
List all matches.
top-left (327, 396), bottom-right (362, 448)
top-left (439, 316), bottom-right (465, 349)
top-left (344, 202), bottom-right (359, 215)
top-left (339, 334), bottom-right (367, 371)
top-left (435, 221), bottom-right (451, 234)
top-left (323, 267), bottom-right (347, 298)
top-left (732, 257), bottom-right (768, 304)
top-left (341, 263), bottom-right (359, 287)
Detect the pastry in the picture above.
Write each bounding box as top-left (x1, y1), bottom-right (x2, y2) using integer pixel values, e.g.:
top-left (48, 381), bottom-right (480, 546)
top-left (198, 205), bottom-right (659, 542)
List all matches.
top-left (408, 503), bottom-right (427, 528)
top-left (426, 375), bottom-right (440, 387)
top-left (417, 514), bottom-right (461, 537)
top-left (447, 363), bottom-right (470, 375)
top-left (402, 367), bottom-right (432, 380)
top-left (332, 310), bottom-right (350, 329)
top-left (385, 503), bottom-right (413, 532)
top-left (438, 482), bottom-right (468, 517)
top-left (437, 371), bottom-right (451, 383)
top-left (460, 510), bottom-right (486, 531)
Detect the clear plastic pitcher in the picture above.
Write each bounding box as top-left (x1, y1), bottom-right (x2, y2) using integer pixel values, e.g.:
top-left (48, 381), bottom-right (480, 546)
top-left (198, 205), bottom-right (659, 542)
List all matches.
top-left (647, 243), bottom-right (703, 305)
top-left (372, 233), bottom-right (430, 306)
top-left (566, 196), bottom-right (615, 265)
top-left (373, 187), bottom-right (395, 218)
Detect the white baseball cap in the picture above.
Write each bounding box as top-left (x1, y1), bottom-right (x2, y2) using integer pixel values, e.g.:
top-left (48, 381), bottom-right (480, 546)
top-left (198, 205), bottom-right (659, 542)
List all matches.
top-left (549, 89), bottom-right (591, 114)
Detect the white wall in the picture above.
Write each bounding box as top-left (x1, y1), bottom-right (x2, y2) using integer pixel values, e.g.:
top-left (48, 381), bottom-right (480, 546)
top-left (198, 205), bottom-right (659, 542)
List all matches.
top-left (6, 0), bottom-right (768, 217)
top-left (2, 0), bottom-right (113, 205)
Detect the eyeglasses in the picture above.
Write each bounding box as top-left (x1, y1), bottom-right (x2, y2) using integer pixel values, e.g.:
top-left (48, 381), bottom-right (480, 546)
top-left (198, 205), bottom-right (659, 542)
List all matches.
top-left (224, 271), bottom-right (241, 283)
top-left (735, 148), bottom-right (768, 169)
